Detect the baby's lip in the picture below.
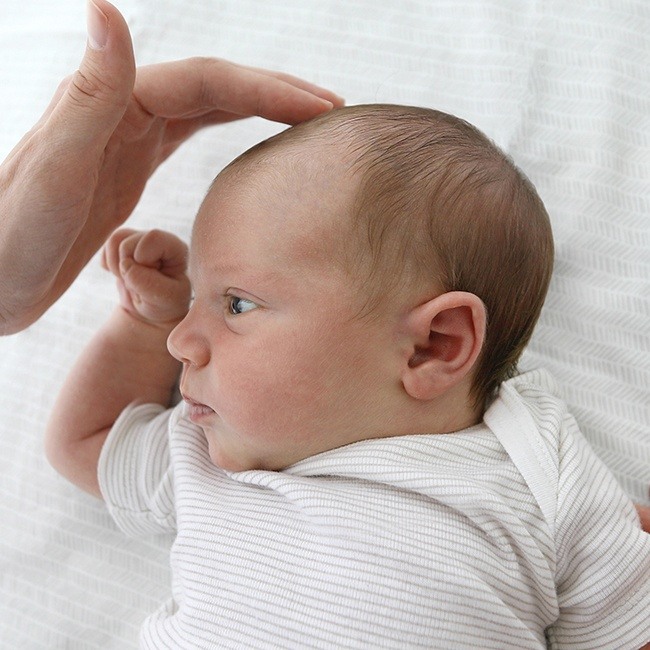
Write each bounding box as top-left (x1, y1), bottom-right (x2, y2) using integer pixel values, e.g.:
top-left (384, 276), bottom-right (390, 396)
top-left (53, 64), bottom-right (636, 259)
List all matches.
top-left (182, 393), bottom-right (202, 407)
top-left (181, 393), bottom-right (215, 420)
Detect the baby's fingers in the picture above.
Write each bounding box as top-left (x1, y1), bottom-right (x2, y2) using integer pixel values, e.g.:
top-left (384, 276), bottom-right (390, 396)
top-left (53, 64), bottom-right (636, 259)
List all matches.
top-left (127, 229), bottom-right (188, 279)
top-left (107, 228), bottom-right (190, 324)
top-left (120, 261), bottom-right (191, 323)
top-left (102, 228), bottom-right (138, 276)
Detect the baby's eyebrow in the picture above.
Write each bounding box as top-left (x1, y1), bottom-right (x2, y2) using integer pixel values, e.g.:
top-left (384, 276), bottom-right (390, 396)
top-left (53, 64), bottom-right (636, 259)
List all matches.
top-left (187, 254), bottom-right (292, 291)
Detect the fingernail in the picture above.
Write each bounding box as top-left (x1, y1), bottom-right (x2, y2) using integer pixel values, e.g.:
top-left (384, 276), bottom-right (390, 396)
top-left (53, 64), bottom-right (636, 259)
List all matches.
top-left (87, 0), bottom-right (108, 50)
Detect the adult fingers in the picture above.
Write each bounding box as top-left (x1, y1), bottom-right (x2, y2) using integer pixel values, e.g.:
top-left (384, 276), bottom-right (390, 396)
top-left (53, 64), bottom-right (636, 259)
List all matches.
top-left (243, 64), bottom-right (344, 107)
top-left (134, 57), bottom-right (339, 126)
top-left (46, 0), bottom-right (136, 154)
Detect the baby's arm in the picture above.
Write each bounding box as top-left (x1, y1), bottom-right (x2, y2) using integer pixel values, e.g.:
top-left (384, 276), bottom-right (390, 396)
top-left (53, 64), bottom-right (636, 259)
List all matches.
top-left (45, 229), bottom-right (191, 498)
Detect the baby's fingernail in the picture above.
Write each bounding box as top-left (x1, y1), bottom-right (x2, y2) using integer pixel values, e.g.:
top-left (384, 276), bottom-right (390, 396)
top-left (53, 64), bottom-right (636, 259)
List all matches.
top-left (87, 0), bottom-right (109, 51)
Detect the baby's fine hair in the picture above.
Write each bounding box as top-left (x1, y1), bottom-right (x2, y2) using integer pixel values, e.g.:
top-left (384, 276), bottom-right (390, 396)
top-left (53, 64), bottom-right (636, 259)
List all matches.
top-left (224, 104), bottom-right (554, 410)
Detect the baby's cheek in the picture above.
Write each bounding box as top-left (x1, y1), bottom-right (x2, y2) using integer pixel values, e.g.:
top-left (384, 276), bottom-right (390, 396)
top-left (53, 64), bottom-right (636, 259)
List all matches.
top-left (233, 366), bottom-right (311, 436)
top-left (219, 326), bottom-right (336, 429)
top-left (216, 359), bottom-right (280, 423)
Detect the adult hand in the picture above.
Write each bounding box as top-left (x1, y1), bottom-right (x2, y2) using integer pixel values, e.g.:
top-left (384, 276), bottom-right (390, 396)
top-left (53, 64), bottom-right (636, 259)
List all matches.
top-left (0, 0), bottom-right (342, 335)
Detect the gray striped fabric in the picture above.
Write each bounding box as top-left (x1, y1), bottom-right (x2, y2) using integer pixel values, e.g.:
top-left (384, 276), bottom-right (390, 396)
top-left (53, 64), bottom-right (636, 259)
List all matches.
top-left (98, 371), bottom-right (650, 648)
top-left (0, 1), bottom-right (648, 646)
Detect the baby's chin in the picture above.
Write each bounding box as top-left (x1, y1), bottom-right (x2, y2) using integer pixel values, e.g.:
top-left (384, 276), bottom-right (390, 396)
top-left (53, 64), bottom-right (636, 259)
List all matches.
top-left (205, 436), bottom-right (258, 473)
top-left (201, 418), bottom-right (314, 472)
top-left (205, 437), bottom-right (289, 473)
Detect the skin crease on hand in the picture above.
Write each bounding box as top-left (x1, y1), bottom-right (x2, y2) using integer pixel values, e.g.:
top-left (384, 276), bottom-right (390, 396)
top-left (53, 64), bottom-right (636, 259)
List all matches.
top-left (0, 0), bottom-right (342, 336)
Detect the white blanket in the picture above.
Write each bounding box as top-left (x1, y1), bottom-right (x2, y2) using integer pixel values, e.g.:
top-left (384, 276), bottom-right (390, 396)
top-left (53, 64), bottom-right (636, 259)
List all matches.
top-left (1, 1), bottom-right (648, 647)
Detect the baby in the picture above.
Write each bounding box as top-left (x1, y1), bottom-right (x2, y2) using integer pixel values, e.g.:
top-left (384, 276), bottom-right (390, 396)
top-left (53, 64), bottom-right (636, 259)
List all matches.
top-left (46, 105), bottom-right (650, 649)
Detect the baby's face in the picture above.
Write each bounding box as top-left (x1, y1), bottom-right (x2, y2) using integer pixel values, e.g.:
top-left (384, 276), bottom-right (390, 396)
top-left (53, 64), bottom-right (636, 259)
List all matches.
top-left (167, 149), bottom-right (403, 471)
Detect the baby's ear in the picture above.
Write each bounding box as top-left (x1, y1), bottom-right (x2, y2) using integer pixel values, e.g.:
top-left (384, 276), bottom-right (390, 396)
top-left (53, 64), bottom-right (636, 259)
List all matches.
top-left (400, 292), bottom-right (486, 401)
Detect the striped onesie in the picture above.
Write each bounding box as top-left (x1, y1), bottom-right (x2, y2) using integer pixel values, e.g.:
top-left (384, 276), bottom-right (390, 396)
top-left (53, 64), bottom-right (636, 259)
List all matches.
top-left (99, 370), bottom-right (650, 649)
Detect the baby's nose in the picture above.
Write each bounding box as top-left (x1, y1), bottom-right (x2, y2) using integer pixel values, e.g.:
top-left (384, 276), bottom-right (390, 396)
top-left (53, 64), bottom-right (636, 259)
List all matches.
top-left (167, 312), bottom-right (209, 368)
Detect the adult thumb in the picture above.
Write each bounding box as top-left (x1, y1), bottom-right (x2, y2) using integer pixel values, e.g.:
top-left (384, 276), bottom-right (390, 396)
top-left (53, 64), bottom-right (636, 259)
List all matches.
top-left (49, 0), bottom-right (136, 152)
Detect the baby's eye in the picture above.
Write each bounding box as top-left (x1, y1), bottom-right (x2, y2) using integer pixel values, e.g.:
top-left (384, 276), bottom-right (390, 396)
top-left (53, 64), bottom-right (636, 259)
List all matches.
top-left (227, 295), bottom-right (258, 315)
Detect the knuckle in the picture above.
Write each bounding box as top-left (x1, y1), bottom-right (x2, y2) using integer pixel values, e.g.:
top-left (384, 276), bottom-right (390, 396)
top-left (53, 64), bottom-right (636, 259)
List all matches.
top-left (55, 74), bottom-right (74, 98)
top-left (150, 228), bottom-right (179, 249)
top-left (187, 56), bottom-right (227, 103)
top-left (147, 228), bottom-right (165, 240)
top-left (108, 228), bottom-right (130, 246)
top-left (142, 229), bottom-right (166, 251)
top-left (67, 67), bottom-right (117, 106)
top-left (188, 55), bottom-right (218, 70)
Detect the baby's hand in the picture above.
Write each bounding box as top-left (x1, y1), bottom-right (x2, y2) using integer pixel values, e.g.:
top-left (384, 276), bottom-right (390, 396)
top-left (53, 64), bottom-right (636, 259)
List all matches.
top-left (102, 229), bottom-right (191, 325)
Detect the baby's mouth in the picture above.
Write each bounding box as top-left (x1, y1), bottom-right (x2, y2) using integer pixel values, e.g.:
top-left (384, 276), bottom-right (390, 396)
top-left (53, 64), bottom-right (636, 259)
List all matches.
top-left (183, 395), bottom-right (215, 422)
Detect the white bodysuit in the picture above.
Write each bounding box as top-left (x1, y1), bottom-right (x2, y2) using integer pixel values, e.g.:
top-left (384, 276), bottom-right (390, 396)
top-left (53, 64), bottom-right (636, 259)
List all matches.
top-left (98, 370), bottom-right (650, 649)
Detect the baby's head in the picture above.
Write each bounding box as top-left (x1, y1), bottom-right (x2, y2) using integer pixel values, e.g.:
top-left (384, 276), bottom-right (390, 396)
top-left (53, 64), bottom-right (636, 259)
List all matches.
top-left (168, 104), bottom-right (553, 471)
top-left (222, 105), bottom-right (554, 408)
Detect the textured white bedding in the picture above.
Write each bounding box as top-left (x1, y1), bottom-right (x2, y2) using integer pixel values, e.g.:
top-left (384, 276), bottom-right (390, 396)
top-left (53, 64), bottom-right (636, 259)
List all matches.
top-left (0, 0), bottom-right (648, 647)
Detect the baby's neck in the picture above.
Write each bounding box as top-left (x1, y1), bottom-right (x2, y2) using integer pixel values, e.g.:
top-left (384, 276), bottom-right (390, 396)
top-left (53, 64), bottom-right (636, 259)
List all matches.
top-left (399, 383), bottom-right (482, 437)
